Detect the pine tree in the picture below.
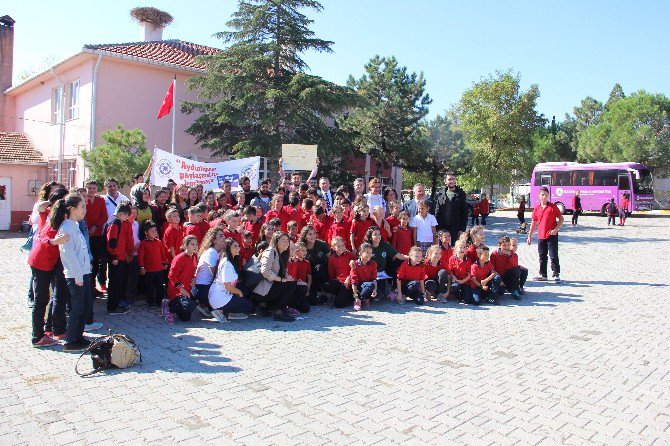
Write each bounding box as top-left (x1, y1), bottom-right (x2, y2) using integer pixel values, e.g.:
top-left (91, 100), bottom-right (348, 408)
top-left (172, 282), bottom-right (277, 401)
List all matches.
top-left (338, 55), bottom-right (432, 168)
top-left (182, 0), bottom-right (356, 162)
top-left (605, 83), bottom-right (625, 110)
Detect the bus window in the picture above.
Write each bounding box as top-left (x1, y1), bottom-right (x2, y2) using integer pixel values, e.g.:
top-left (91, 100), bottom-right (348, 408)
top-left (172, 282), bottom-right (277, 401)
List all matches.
top-left (541, 175), bottom-right (551, 186)
top-left (593, 169), bottom-right (618, 186)
top-left (533, 172), bottom-right (545, 186)
top-left (618, 174), bottom-right (630, 190)
top-left (553, 172), bottom-right (572, 186)
top-left (576, 171), bottom-right (592, 186)
top-left (633, 169), bottom-right (653, 194)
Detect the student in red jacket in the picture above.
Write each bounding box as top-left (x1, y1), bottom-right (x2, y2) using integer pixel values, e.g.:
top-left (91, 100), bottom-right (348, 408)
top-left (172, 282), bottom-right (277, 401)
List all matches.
top-left (424, 245), bottom-right (450, 302)
top-left (328, 205), bottom-right (351, 249)
top-left (243, 206), bottom-right (262, 241)
top-left (350, 204), bottom-right (373, 253)
top-left (265, 195), bottom-right (291, 231)
top-left (323, 236), bottom-right (356, 308)
top-left (470, 245), bottom-right (501, 305)
top-left (350, 243), bottom-right (378, 311)
top-left (183, 206), bottom-right (206, 244)
top-left (163, 208), bottom-right (184, 262)
top-left (311, 205), bottom-right (333, 242)
top-left (396, 246), bottom-right (427, 305)
top-left (283, 193), bottom-right (304, 232)
top-left (438, 231), bottom-right (453, 264)
top-left (490, 235), bottom-right (524, 301)
top-left (448, 240), bottom-right (473, 304)
top-left (164, 235), bottom-right (199, 324)
top-left (287, 242), bottom-right (313, 312)
top-left (391, 211), bottom-right (413, 256)
top-left (138, 221), bottom-right (169, 308)
top-left (106, 203), bottom-right (133, 314)
top-left (465, 225), bottom-right (485, 263)
top-left (479, 194), bottom-right (490, 226)
top-left (84, 179), bottom-right (108, 295)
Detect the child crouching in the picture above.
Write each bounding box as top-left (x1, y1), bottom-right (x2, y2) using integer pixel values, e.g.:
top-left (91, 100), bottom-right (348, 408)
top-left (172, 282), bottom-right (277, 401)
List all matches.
top-left (164, 235), bottom-right (199, 324)
top-left (350, 243), bottom-right (378, 311)
top-left (396, 247), bottom-right (427, 305)
top-left (470, 245), bottom-right (501, 305)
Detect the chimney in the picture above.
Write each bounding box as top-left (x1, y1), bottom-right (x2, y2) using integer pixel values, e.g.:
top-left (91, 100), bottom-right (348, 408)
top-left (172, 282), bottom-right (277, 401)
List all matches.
top-left (130, 7), bottom-right (173, 42)
top-left (0, 15), bottom-right (15, 132)
top-left (140, 21), bottom-right (163, 42)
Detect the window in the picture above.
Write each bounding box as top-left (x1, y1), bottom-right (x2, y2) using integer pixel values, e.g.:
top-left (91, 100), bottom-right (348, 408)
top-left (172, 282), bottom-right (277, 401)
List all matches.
top-left (51, 87), bottom-right (63, 125)
top-left (67, 80), bottom-right (79, 120)
top-left (593, 169), bottom-right (619, 186)
top-left (552, 171), bottom-right (572, 186)
top-left (47, 159), bottom-right (77, 189)
top-left (618, 174), bottom-right (631, 191)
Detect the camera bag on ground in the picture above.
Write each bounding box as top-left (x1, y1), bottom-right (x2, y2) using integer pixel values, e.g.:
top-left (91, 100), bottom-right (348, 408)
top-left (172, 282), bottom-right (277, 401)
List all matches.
top-left (75, 330), bottom-right (141, 376)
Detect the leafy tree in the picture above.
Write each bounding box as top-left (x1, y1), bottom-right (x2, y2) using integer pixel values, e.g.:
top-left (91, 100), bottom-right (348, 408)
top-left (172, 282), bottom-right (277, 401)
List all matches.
top-left (457, 70), bottom-right (541, 196)
top-left (81, 125), bottom-right (151, 187)
top-left (338, 55), bottom-right (432, 168)
top-left (578, 91), bottom-right (670, 176)
top-left (182, 0), bottom-right (357, 170)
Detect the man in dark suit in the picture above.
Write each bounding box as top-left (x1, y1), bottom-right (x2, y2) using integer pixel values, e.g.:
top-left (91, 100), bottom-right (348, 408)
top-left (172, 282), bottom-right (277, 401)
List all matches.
top-left (317, 177), bottom-right (334, 212)
top-left (403, 183), bottom-right (432, 220)
top-left (434, 172), bottom-right (468, 245)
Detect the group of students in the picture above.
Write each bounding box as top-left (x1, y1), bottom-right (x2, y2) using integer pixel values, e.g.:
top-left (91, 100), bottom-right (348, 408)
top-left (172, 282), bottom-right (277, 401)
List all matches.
top-left (26, 171), bottom-right (532, 351)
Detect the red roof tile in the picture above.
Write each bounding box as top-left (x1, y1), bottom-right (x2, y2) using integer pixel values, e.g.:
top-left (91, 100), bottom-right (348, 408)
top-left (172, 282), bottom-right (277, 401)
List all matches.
top-left (0, 132), bottom-right (45, 164)
top-left (84, 39), bottom-right (219, 70)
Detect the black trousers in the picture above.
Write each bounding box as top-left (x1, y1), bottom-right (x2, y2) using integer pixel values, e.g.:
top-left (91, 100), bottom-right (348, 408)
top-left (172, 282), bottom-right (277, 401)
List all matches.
top-left (293, 284), bottom-right (311, 313)
top-left (425, 269), bottom-right (450, 295)
top-left (31, 267), bottom-right (54, 343)
top-left (322, 280), bottom-right (353, 308)
top-left (144, 271), bottom-right (165, 306)
top-left (537, 235), bottom-right (560, 277)
top-left (107, 260), bottom-right (128, 311)
top-left (571, 210), bottom-right (580, 225)
top-left (44, 261), bottom-right (69, 336)
top-left (310, 262), bottom-right (329, 294)
top-left (254, 281), bottom-right (297, 310)
top-left (401, 280), bottom-right (423, 302)
top-left (89, 236), bottom-right (106, 287)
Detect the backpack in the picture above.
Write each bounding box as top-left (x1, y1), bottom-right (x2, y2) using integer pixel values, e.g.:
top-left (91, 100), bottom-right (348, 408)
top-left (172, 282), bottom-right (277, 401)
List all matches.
top-left (76, 330), bottom-right (141, 377)
top-left (607, 202), bottom-right (617, 214)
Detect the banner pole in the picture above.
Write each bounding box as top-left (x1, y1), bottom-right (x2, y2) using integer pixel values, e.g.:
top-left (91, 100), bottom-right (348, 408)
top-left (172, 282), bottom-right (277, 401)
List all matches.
top-left (171, 76), bottom-right (176, 154)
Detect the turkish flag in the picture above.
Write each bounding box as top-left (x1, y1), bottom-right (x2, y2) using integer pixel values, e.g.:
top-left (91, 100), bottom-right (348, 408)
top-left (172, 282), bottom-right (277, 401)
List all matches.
top-left (157, 81), bottom-right (174, 119)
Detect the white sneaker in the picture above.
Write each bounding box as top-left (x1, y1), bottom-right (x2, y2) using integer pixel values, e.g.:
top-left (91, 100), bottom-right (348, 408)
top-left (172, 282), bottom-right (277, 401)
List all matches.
top-left (227, 313), bottom-right (249, 320)
top-left (211, 309), bottom-right (227, 323)
top-left (85, 322), bottom-right (103, 331)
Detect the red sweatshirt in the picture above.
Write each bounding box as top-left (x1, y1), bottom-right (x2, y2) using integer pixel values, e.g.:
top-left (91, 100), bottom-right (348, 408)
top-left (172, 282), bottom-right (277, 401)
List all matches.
top-left (328, 219), bottom-right (352, 249)
top-left (28, 223), bottom-right (60, 271)
top-left (392, 226), bottom-right (413, 256)
top-left (350, 259), bottom-right (377, 284)
top-left (311, 214), bottom-right (334, 242)
top-left (350, 217), bottom-right (373, 251)
top-left (138, 238), bottom-right (168, 273)
top-left (85, 195), bottom-right (107, 237)
top-left (288, 259), bottom-right (311, 282)
top-left (449, 256), bottom-right (472, 281)
top-left (283, 205), bottom-right (304, 232)
top-left (167, 252), bottom-right (198, 300)
top-left (440, 246), bottom-right (453, 266)
top-left (396, 260), bottom-right (427, 282)
top-left (466, 243), bottom-right (483, 264)
top-left (424, 259), bottom-right (445, 280)
top-left (265, 208), bottom-right (291, 232)
top-left (107, 219), bottom-right (133, 261)
top-left (163, 224), bottom-right (184, 261)
top-left (244, 220), bottom-right (263, 241)
top-left (328, 251), bottom-right (356, 284)
top-left (489, 249), bottom-right (518, 275)
top-left (470, 261), bottom-right (495, 288)
top-left (183, 222), bottom-right (205, 245)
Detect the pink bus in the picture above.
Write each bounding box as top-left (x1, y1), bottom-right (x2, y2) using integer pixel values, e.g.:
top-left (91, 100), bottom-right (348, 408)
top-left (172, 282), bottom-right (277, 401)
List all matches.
top-left (530, 162), bottom-right (654, 214)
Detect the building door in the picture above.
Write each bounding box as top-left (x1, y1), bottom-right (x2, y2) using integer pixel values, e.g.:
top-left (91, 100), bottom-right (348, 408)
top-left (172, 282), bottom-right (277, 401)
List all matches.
top-left (0, 177), bottom-right (11, 230)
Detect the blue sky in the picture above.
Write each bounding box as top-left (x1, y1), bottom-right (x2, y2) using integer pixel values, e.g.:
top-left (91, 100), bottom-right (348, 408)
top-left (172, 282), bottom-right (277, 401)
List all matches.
top-left (7, 0), bottom-right (669, 120)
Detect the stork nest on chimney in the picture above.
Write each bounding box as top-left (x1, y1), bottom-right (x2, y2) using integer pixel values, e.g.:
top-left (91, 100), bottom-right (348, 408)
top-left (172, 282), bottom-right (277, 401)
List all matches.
top-left (130, 7), bottom-right (173, 27)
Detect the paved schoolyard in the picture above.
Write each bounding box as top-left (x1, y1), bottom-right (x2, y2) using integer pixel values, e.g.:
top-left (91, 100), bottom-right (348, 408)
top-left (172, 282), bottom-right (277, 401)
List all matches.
top-left (0, 211), bottom-right (668, 445)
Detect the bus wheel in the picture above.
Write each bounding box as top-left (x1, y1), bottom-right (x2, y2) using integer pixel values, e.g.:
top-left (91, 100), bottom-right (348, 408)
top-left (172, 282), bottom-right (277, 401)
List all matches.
top-left (555, 202), bottom-right (566, 214)
top-left (600, 203), bottom-right (607, 217)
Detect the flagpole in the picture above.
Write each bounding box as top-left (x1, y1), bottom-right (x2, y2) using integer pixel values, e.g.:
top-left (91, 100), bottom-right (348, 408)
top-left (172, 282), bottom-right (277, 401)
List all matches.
top-left (171, 75), bottom-right (176, 154)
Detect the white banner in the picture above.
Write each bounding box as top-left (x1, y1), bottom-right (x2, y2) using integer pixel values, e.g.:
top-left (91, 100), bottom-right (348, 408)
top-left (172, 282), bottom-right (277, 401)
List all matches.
top-left (151, 148), bottom-right (260, 190)
top-left (281, 144), bottom-right (318, 171)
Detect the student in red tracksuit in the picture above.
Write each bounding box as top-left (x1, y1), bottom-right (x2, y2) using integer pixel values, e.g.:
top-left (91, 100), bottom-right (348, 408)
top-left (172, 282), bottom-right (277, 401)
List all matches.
top-left (350, 205), bottom-right (373, 253)
top-left (438, 231), bottom-right (453, 264)
top-left (287, 242), bottom-right (313, 312)
top-left (465, 225), bottom-right (485, 263)
top-left (479, 194), bottom-right (490, 226)
top-left (222, 210), bottom-right (243, 247)
top-left (265, 195), bottom-right (291, 231)
top-left (243, 206), bottom-right (262, 241)
top-left (311, 205), bottom-right (333, 242)
top-left (424, 244), bottom-right (450, 302)
top-left (106, 203), bottom-right (133, 314)
top-left (84, 179), bottom-right (108, 294)
top-left (164, 235), bottom-right (199, 324)
top-left (183, 207), bottom-right (206, 244)
top-left (324, 236), bottom-right (356, 308)
top-left (138, 221), bottom-right (169, 308)
top-left (470, 245), bottom-right (501, 305)
top-left (163, 208), bottom-right (184, 262)
top-left (490, 235), bottom-right (526, 300)
top-left (448, 240), bottom-right (473, 304)
top-left (350, 243), bottom-right (378, 311)
top-left (283, 193), bottom-right (304, 232)
top-left (391, 211), bottom-right (413, 256)
top-left (328, 205), bottom-right (352, 249)
top-left (396, 247), bottom-right (427, 305)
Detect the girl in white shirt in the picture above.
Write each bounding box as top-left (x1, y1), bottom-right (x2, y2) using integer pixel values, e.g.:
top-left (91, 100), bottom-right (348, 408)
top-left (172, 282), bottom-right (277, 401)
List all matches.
top-left (209, 238), bottom-right (254, 322)
top-left (410, 200), bottom-right (437, 256)
top-left (193, 227), bottom-right (225, 316)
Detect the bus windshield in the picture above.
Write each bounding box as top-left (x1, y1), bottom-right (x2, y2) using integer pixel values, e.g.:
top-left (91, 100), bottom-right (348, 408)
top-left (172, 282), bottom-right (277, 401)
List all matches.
top-left (633, 169), bottom-right (653, 194)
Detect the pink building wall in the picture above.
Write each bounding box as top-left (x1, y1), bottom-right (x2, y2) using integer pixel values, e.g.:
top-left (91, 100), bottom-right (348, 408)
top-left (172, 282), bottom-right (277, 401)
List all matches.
top-left (0, 164), bottom-right (47, 230)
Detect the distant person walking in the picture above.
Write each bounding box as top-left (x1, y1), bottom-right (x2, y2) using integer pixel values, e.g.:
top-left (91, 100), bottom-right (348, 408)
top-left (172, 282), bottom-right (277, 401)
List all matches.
top-left (527, 187), bottom-right (564, 283)
top-left (619, 193), bottom-right (629, 226)
top-left (571, 191), bottom-right (582, 226)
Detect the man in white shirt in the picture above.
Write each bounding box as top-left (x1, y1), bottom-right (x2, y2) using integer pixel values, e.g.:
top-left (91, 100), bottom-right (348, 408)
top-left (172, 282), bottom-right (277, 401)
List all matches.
top-left (103, 178), bottom-right (130, 224)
